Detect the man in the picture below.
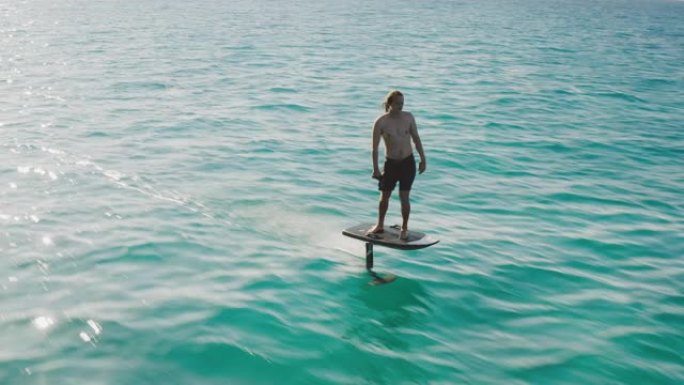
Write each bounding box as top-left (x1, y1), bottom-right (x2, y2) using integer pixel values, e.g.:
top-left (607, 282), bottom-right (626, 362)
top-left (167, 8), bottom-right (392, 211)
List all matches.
top-left (367, 90), bottom-right (426, 240)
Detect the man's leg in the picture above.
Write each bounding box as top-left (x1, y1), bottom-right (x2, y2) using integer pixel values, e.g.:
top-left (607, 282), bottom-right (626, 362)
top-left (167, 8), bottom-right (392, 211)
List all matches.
top-left (368, 190), bottom-right (392, 234)
top-left (399, 190), bottom-right (411, 240)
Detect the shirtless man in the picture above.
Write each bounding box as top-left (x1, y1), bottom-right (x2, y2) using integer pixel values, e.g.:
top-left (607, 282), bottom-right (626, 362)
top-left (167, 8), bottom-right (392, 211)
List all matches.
top-left (368, 90), bottom-right (427, 240)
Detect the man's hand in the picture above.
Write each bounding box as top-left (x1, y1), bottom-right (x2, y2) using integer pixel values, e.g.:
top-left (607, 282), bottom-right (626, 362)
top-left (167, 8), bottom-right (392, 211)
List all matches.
top-left (419, 160), bottom-right (426, 174)
top-left (372, 169), bottom-right (382, 180)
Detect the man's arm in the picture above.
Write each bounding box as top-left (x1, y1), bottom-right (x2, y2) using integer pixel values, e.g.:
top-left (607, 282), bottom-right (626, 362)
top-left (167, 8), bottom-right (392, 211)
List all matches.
top-left (371, 118), bottom-right (382, 178)
top-left (409, 113), bottom-right (426, 174)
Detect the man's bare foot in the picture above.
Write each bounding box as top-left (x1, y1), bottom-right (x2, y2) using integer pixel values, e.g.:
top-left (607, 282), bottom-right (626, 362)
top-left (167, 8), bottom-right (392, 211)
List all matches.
top-left (400, 229), bottom-right (409, 241)
top-left (366, 225), bottom-right (384, 236)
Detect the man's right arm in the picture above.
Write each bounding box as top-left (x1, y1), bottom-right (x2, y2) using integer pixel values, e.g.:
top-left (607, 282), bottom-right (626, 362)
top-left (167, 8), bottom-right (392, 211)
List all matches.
top-left (371, 118), bottom-right (382, 177)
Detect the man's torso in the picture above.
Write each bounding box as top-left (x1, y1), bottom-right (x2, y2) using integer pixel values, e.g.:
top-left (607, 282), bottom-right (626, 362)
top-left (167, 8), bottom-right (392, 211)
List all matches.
top-left (379, 112), bottom-right (413, 160)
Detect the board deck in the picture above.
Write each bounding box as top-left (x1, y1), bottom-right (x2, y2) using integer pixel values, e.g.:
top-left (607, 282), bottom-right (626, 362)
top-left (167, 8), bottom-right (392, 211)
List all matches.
top-left (342, 223), bottom-right (439, 250)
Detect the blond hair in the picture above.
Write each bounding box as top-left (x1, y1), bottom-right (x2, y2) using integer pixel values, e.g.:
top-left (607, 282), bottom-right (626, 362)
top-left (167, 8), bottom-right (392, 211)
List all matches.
top-left (383, 90), bottom-right (403, 112)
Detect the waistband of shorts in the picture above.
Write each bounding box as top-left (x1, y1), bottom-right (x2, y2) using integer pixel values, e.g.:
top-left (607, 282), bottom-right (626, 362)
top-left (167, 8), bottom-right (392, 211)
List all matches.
top-left (385, 154), bottom-right (414, 164)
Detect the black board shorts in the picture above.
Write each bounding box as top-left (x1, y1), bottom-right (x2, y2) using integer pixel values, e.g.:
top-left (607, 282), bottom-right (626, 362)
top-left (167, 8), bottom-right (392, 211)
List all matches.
top-left (378, 154), bottom-right (416, 192)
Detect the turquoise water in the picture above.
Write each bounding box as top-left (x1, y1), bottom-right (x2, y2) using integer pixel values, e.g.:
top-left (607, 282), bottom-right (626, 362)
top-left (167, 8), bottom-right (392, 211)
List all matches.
top-left (2, 0), bottom-right (683, 383)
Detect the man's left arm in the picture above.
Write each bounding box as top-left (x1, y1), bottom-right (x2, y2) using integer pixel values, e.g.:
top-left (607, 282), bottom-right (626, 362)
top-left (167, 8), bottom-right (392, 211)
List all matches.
top-left (409, 114), bottom-right (426, 174)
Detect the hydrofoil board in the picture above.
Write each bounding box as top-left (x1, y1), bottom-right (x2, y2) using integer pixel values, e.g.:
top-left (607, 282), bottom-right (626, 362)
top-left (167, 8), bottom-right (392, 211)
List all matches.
top-left (342, 223), bottom-right (439, 250)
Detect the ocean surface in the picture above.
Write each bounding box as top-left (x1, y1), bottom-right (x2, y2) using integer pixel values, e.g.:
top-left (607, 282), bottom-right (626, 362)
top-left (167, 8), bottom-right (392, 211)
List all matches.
top-left (1, 0), bottom-right (683, 384)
